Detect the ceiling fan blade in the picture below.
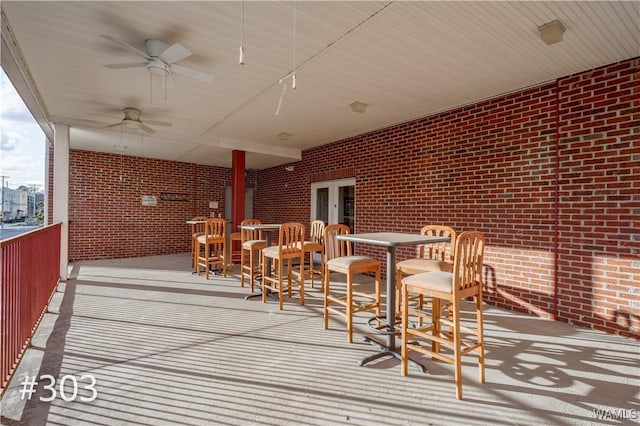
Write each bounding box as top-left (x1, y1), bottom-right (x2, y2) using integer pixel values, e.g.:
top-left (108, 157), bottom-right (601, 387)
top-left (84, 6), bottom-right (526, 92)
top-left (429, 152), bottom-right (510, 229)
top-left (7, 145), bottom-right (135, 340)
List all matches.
top-left (105, 123), bottom-right (122, 128)
top-left (159, 43), bottom-right (192, 64)
top-left (145, 120), bottom-right (172, 127)
top-left (140, 123), bottom-right (156, 135)
top-left (170, 64), bottom-right (214, 82)
top-left (101, 35), bottom-right (151, 60)
top-left (54, 117), bottom-right (107, 128)
top-left (104, 62), bottom-right (147, 69)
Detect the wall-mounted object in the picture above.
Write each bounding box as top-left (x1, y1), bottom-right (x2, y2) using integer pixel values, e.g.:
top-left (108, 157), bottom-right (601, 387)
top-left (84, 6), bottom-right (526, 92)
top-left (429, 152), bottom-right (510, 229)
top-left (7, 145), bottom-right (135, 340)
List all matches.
top-left (141, 195), bottom-right (157, 206)
top-left (209, 201), bottom-right (219, 209)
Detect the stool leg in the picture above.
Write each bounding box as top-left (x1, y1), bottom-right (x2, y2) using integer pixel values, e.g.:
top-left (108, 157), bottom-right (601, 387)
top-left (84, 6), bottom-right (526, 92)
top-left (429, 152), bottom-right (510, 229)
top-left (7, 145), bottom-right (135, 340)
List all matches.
top-left (452, 299), bottom-right (462, 400)
top-left (298, 255), bottom-right (305, 306)
top-left (240, 247), bottom-right (246, 288)
top-left (278, 258), bottom-right (284, 310)
top-left (346, 271), bottom-right (353, 343)
top-left (401, 283), bottom-right (409, 377)
top-left (323, 267), bottom-right (330, 330)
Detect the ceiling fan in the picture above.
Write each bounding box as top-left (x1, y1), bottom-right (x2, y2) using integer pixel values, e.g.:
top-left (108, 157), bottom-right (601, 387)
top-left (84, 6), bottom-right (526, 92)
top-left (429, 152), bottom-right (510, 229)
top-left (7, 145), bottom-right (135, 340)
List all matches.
top-left (102, 35), bottom-right (214, 82)
top-left (105, 107), bottom-right (172, 135)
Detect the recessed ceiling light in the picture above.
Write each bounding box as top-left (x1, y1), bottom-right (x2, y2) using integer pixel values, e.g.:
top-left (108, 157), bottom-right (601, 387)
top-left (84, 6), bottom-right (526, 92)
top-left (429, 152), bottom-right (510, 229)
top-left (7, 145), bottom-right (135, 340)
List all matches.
top-left (538, 20), bottom-right (566, 46)
top-left (350, 101), bottom-right (368, 113)
top-left (278, 132), bottom-right (291, 141)
top-left (114, 144), bottom-right (128, 152)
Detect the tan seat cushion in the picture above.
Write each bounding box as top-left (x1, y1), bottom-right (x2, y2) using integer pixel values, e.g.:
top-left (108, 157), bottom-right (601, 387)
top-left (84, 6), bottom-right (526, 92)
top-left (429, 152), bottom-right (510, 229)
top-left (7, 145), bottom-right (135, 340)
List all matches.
top-left (397, 258), bottom-right (451, 275)
top-left (197, 235), bottom-right (224, 244)
top-left (327, 256), bottom-right (379, 271)
top-left (263, 245), bottom-right (303, 258)
top-left (243, 239), bottom-right (267, 250)
top-left (402, 271), bottom-right (453, 293)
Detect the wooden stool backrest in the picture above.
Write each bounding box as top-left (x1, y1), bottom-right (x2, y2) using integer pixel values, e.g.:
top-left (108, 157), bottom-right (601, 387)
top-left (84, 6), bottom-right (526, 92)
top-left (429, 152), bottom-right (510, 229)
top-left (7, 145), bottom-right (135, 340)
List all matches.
top-left (278, 222), bottom-right (305, 257)
top-left (191, 216), bottom-right (209, 235)
top-left (310, 220), bottom-right (326, 244)
top-left (418, 225), bottom-right (456, 263)
top-left (323, 224), bottom-right (351, 261)
top-left (240, 218), bottom-right (263, 241)
top-left (205, 218), bottom-right (226, 243)
top-left (452, 230), bottom-right (485, 295)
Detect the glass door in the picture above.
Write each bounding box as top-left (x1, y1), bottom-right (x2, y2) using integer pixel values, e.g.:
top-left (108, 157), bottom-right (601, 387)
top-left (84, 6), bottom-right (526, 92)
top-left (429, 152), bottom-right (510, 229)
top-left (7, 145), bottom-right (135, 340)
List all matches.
top-left (311, 178), bottom-right (356, 232)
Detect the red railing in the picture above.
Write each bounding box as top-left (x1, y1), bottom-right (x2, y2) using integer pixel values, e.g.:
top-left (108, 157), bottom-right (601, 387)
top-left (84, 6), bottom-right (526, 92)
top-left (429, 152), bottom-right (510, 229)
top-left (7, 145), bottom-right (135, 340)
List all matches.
top-left (1, 223), bottom-right (61, 397)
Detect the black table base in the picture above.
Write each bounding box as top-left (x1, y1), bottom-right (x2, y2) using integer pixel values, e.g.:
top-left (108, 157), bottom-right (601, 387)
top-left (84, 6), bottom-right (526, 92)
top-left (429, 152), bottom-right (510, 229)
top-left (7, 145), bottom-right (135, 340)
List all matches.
top-left (243, 276), bottom-right (279, 301)
top-left (358, 317), bottom-right (428, 373)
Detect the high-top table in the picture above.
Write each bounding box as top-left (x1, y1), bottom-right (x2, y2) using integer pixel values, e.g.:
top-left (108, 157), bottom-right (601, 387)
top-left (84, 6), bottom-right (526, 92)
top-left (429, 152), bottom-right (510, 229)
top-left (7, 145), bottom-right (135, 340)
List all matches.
top-left (336, 232), bottom-right (450, 369)
top-left (241, 224), bottom-right (281, 300)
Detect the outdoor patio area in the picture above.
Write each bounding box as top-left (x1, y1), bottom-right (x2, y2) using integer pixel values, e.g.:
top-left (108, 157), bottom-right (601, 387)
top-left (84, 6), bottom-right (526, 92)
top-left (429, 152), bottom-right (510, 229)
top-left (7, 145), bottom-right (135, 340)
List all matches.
top-left (1, 254), bottom-right (638, 425)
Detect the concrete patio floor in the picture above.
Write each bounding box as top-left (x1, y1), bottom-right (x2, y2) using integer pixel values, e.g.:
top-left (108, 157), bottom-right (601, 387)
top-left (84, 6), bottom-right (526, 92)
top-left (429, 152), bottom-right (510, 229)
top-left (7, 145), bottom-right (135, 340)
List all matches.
top-left (1, 253), bottom-right (638, 426)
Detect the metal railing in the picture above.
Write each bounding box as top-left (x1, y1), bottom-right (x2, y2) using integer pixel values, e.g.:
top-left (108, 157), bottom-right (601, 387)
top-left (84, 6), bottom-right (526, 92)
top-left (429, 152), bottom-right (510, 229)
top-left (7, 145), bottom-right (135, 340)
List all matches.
top-left (1, 222), bottom-right (61, 397)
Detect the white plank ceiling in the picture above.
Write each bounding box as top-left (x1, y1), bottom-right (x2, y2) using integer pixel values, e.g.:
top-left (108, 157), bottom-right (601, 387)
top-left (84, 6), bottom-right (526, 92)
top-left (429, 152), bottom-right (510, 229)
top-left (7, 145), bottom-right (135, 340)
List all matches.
top-left (2, 1), bottom-right (639, 169)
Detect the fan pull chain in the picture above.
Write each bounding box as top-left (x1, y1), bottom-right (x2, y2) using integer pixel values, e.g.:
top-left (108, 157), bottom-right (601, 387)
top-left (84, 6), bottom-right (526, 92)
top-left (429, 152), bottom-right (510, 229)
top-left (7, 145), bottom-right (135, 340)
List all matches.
top-left (292, 0), bottom-right (296, 89)
top-left (274, 2), bottom-right (297, 115)
top-left (239, 0), bottom-right (245, 65)
top-left (163, 74), bottom-right (168, 101)
top-left (275, 81), bottom-right (287, 116)
top-left (120, 124), bottom-right (124, 182)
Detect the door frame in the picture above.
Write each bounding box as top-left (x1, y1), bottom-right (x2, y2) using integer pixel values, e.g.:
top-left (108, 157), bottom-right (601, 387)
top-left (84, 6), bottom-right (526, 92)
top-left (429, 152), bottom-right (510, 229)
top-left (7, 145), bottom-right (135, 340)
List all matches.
top-left (310, 178), bottom-right (356, 228)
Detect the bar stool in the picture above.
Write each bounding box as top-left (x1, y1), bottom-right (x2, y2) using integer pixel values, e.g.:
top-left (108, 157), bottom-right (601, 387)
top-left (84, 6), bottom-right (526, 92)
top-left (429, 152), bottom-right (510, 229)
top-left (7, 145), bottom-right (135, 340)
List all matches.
top-left (240, 218), bottom-right (266, 292)
top-left (190, 216), bottom-right (208, 271)
top-left (196, 218), bottom-right (227, 279)
top-left (302, 220), bottom-right (325, 289)
top-left (261, 222), bottom-right (305, 310)
top-left (229, 224), bottom-right (243, 266)
top-left (395, 225), bottom-right (456, 319)
top-left (323, 224), bottom-right (381, 343)
top-left (400, 230), bottom-right (485, 400)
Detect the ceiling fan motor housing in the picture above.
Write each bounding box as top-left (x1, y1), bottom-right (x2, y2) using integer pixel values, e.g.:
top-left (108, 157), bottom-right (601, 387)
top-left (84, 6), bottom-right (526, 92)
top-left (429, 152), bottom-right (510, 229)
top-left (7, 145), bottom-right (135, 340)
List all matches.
top-left (123, 108), bottom-right (141, 120)
top-left (122, 108), bottom-right (142, 129)
top-left (144, 39), bottom-right (170, 57)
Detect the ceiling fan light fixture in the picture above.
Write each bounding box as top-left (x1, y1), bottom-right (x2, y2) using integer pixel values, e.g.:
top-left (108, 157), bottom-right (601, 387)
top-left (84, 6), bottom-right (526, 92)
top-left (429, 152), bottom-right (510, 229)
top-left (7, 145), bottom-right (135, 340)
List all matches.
top-left (122, 119), bottom-right (140, 129)
top-left (146, 60), bottom-right (170, 76)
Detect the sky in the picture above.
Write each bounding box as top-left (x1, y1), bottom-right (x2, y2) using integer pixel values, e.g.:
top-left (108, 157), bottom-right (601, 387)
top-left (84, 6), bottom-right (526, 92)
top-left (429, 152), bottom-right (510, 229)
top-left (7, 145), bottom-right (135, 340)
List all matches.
top-left (0, 68), bottom-right (45, 191)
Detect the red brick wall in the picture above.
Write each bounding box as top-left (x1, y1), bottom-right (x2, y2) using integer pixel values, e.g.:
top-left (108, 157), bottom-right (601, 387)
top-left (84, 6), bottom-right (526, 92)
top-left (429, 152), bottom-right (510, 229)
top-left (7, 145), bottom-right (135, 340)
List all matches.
top-left (255, 57), bottom-right (639, 338)
top-left (68, 150), bottom-right (231, 261)
top-left (556, 59), bottom-right (639, 336)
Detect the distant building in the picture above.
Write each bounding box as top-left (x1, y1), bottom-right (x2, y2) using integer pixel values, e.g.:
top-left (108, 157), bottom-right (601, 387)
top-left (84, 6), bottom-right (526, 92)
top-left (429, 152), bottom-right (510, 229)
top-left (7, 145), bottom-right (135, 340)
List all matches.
top-left (1, 187), bottom-right (43, 221)
top-left (34, 192), bottom-right (44, 215)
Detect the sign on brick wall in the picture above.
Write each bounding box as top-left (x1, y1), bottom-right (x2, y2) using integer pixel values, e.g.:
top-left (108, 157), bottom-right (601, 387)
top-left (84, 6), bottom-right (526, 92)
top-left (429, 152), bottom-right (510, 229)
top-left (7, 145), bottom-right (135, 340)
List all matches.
top-left (141, 195), bottom-right (157, 206)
